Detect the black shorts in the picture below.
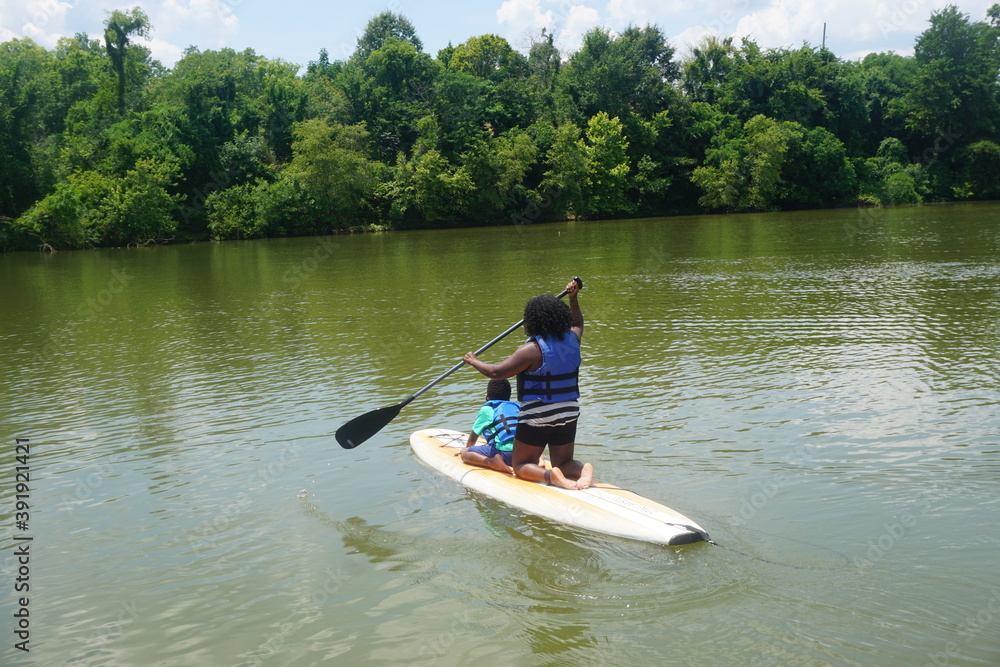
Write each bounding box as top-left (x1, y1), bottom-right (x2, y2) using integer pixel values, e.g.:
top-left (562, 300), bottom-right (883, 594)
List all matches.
top-left (515, 419), bottom-right (578, 448)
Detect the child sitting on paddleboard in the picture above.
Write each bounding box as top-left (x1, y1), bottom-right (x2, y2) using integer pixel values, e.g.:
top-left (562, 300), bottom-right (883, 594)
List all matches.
top-left (462, 379), bottom-right (522, 473)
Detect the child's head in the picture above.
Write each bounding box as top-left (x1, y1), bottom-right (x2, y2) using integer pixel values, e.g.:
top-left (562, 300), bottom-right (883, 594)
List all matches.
top-left (486, 378), bottom-right (512, 401)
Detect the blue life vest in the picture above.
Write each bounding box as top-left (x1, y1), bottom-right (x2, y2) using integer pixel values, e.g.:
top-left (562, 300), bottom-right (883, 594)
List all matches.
top-left (482, 400), bottom-right (520, 449)
top-left (517, 334), bottom-right (581, 403)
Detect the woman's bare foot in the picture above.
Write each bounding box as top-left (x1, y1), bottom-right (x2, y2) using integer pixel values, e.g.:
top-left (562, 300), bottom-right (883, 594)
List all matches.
top-left (547, 467), bottom-right (579, 489)
top-left (575, 462), bottom-right (594, 490)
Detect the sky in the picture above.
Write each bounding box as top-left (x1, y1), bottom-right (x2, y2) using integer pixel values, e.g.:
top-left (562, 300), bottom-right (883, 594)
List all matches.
top-left (1, 0), bottom-right (996, 70)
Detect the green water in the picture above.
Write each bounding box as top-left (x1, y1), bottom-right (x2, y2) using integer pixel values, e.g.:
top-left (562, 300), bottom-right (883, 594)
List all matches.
top-left (2, 203), bottom-right (999, 665)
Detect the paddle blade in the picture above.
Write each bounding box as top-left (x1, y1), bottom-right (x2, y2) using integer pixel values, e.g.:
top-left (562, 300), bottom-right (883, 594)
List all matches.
top-left (336, 402), bottom-right (404, 449)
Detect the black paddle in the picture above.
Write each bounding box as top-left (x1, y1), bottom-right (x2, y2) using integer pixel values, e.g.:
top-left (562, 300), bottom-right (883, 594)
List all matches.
top-left (335, 277), bottom-right (583, 449)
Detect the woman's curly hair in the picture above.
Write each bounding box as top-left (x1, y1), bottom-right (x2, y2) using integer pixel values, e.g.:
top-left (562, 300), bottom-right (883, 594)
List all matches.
top-left (523, 294), bottom-right (572, 339)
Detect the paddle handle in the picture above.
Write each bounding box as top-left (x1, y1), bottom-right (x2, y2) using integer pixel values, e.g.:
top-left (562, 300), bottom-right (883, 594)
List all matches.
top-left (401, 277), bottom-right (583, 407)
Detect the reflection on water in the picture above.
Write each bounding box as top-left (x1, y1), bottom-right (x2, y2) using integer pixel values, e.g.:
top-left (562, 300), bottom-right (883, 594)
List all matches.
top-left (1, 203), bottom-right (999, 665)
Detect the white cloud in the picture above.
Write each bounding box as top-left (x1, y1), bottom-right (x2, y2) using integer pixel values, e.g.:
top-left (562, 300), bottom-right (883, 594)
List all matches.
top-left (13, 0), bottom-right (72, 47)
top-left (671, 24), bottom-right (722, 55)
top-left (497, 0), bottom-right (555, 48)
top-left (606, 0), bottom-right (687, 25)
top-left (157, 0), bottom-right (239, 36)
top-left (732, 0), bottom-right (826, 48)
top-left (145, 0), bottom-right (240, 62)
top-left (558, 3), bottom-right (602, 51)
top-left (497, 0), bottom-right (609, 54)
top-left (141, 34), bottom-right (186, 66)
top-left (0, 0), bottom-right (241, 66)
top-left (0, 0), bottom-right (17, 42)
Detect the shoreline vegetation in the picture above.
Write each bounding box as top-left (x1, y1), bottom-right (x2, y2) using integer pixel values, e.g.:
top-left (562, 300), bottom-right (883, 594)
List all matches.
top-left (2, 5), bottom-right (1000, 252)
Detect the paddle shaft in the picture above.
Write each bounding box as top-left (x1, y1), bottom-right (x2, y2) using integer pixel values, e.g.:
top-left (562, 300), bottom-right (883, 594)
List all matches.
top-left (398, 281), bottom-right (579, 409)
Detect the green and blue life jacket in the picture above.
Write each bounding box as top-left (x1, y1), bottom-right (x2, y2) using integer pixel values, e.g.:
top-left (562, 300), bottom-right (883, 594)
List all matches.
top-left (482, 399), bottom-right (520, 450)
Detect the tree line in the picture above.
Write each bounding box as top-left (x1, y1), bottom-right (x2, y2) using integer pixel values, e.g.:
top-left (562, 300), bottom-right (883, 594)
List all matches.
top-left (1, 5), bottom-right (999, 250)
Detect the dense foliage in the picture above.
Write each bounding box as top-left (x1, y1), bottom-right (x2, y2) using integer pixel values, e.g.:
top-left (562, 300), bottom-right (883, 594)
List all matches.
top-left (2, 5), bottom-right (999, 250)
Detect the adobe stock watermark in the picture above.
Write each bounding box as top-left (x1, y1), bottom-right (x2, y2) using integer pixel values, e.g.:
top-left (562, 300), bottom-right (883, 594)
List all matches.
top-left (845, 124), bottom-right (961, 243)
top-left (414, 609), bottom-right (476, 664)
top-left (381, 279), bottom-right (466, 365)
top-left (853, 495), bottom-right (933, 573)
top-left (241, 566), bottom-right (349, 667)
top-left (18, 0), bottom-right (67, 36)
top-left (71, 600), bottom-right (143, 666)
top-left (923, 586), bottom-right (1000, 667)
top-left (413, 607), bottom-right (519, 666)
top-left (510, 184), bottom-right (564, 229)
top-left (913, 124), bottom-right (961, 170)
top-left (176, 443), bottom-right (299, 557)
top-left (218, 232), bottom-right (340, 349)
top-left (57, 454), bottom-right (125, 513)
top-left (845, 205), bottom-right (885, 244)
top-left (639, 241), bottom-right (671, 275)
top-left (24, 268), bottom-right (135, 365)
top-left (728, 442), bottom-right (812, 527)
top-left (178, 104), bottom-right (303, 228)
top-left (876, 0), bottom-right (927, 36)
top-left (392, 472), bottom-right (461, 521)
top-left (681, 0), bottom-right (751, 44)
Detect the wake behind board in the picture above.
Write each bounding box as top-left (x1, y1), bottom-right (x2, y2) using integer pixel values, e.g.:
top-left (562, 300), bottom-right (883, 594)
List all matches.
top-left (410, 428), bottom-right (709, 546)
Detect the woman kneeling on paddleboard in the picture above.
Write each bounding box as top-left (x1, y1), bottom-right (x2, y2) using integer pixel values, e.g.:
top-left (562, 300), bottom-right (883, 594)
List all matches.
top-left (463, 279), bottom-right (592, 490)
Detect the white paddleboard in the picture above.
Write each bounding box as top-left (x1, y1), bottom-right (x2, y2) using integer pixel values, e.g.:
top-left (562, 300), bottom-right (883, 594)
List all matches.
top-left (410, 428), bottom-right (709, 546)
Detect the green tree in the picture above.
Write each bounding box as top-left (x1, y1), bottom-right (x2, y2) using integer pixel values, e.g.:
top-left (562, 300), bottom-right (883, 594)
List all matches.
top-left (780, 125), bottom-right (856, 208)
top-left (349, 37), bottom-right (440, 159)
top-left (579, 112), bottom-right (632, 217)
top-left (899, 5), bottom-right (1000, 141)
top-left (430, 69), bottom-right (486, 157)
top-left (622, 111), bottom-right (675, 213)
top-left (99, 158), bottom-right (180, 245)
top-left (103, 7), bottom-right (151, 112)
top-left (153, 47), bottom-right (307, 236)
top-left (855, 137), bottom-right (924, 205)
top-left (562, 25), bottom-right (678, 120)
top-left (462, 129), bottom-right (539, 220)
top-left (205, 182), bottom-right (265, 239)
top-left (682, 36), bottom-right (737, 105)
top-left (353, 12), bottom-right (423, 62)
top-left (692, 114), bottom-right (791, 212)
top-left (50, 34), bottom-right (107, 134)
top-left (7, 7), bottom-right (1000, 250)
top-left (445, 34), bottom-right (532, 135)
top-left (11, 178), bottom-right (91, 249)
top-left (883, 171), bottom-right (921, 204)
top-left (17, 157), bottom-right (179, 248)
top-left (889, 5), bottom-right (1000, 198)
top-left (856, 52), bottom-right (918, 155)
top-left (381, 148), bottom-right (474, 223)
top-left (448, 34), bottom-right (527, 82)
top-left (526, 29), bottom-right (561, 117)
top-left (959, 139), bottom-right (1000, 199)
top-left (540, 122), bottom-right (590, 218)
top-left (283, 119), bottom-right (383, 224)
top-left (0, 39), bottom-right (58, 218)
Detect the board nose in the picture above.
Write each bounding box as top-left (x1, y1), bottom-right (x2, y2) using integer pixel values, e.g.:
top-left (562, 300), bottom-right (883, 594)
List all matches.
top-left (668, 526), bottom-right (710, 545)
